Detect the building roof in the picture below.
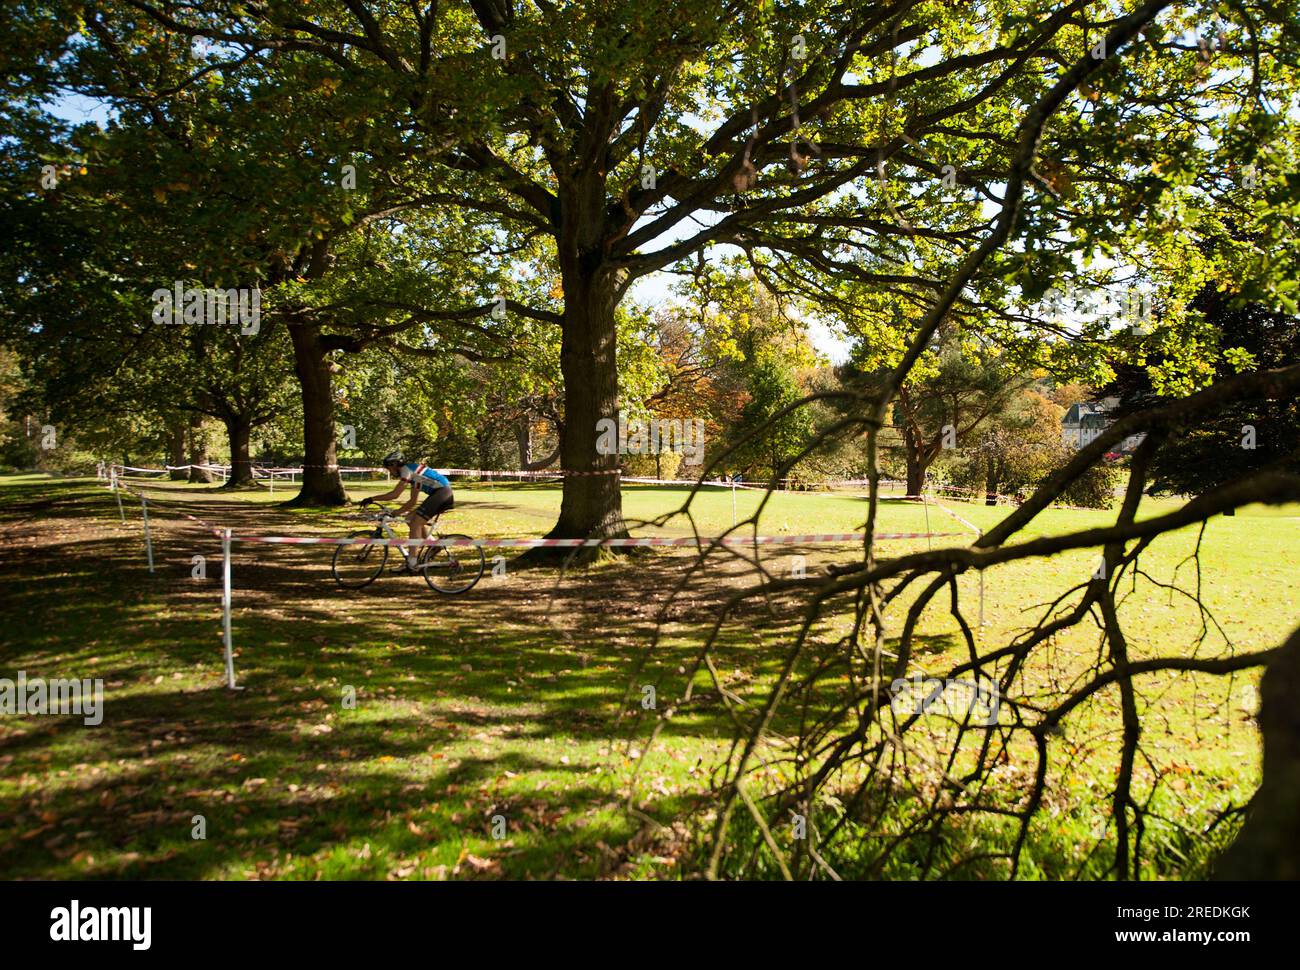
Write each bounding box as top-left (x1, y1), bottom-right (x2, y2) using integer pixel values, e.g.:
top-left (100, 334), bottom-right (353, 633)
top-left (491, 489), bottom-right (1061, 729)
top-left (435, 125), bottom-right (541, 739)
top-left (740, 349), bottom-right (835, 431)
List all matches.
top-left (1063, 401), bottom-right (1111, 427)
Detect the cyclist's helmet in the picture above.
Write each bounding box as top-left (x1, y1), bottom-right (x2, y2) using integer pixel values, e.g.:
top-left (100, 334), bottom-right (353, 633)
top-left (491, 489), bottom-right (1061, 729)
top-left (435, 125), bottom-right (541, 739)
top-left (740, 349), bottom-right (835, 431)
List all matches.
top-left (381, 450), bottom-right (404, 467)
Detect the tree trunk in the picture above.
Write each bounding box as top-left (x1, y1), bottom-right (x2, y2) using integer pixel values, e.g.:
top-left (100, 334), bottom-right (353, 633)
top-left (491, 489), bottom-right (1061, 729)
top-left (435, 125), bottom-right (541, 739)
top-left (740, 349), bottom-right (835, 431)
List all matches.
top-left (904, 447), bottom-right (927, 496)
top-left (985, 455), bottom-right (998, 505)
top-left (285, 320), bottom-right (347, 506)
top-left (901, 423), bottom-right (927, 496)
top-left (167, 422), bottom-right (188, 480)
top-left (1216, 623), bottom-right (1300, 879)
top-left (905, 461), bottom-right (926, 497)
top-left (516, 414), bottom-right (531, 469)
top-left (531, 182), bottom-right (629, 551)
top-left (187, 417), bottom-right (213, 483)
top-left (222, 415), bottom-right (256, 488)
top-left (522, 429), bottom-right (561, 471)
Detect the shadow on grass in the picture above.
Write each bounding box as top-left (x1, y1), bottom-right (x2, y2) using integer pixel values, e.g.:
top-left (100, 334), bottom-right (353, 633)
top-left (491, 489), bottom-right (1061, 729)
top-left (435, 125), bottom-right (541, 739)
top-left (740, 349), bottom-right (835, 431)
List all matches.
top-left (0, 476), bottom-right (818, 879)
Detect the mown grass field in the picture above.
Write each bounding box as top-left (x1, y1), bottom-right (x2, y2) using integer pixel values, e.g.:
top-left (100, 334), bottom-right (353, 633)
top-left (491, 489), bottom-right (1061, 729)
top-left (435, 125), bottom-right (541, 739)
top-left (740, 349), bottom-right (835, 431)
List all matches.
top-left (1, 472), bottom-right (1296, 879)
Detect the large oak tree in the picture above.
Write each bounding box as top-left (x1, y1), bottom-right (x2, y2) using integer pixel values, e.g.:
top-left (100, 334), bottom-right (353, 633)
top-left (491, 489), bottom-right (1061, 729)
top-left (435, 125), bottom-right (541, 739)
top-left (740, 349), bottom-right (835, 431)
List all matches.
top-left (15, 0), bottom-right (1300, 544)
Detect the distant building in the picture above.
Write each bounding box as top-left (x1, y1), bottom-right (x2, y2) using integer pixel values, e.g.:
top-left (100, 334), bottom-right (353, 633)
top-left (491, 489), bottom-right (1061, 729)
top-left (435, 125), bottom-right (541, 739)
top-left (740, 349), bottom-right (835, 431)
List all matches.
top-left (1062, 398), bottom-right (1145, 455)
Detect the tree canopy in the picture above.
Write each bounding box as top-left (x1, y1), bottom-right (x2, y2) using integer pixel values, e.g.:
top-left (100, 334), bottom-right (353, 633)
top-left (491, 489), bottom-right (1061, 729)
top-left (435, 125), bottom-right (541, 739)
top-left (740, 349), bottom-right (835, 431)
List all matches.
top-left (7, 0), bottom-right (1298, 538)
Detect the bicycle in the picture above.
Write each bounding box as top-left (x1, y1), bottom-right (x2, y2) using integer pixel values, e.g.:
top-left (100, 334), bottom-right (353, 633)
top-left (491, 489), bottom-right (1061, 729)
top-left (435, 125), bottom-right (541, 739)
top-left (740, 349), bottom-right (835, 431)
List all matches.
top-left (331, 503), bottom-right (486, 594)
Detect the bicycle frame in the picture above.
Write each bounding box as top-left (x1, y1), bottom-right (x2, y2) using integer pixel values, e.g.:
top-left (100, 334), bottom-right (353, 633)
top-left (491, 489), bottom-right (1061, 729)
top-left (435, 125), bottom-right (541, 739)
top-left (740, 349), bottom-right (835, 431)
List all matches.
top-left (370, 505), bottom-right (443, 564)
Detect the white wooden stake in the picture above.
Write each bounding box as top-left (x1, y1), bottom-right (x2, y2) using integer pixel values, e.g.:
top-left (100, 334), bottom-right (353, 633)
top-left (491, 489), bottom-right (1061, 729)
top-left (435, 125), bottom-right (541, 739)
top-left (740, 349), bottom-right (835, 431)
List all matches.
top-left (222, 528), bottom-right (239, 689)
top-left (921, 491), bottom-right (933, 551)
top-left (141, 497), bottom-right (155, 573)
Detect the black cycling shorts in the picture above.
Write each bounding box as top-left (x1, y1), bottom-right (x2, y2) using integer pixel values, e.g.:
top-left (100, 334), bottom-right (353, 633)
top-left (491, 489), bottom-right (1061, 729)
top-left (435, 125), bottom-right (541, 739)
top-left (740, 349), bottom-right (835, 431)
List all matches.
top-left (413, 485), bottom-right (454, 521)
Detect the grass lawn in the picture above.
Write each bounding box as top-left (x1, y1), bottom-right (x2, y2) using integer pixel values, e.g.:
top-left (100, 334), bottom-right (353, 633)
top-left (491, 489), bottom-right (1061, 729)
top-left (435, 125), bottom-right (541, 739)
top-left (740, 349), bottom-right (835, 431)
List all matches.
top-left (1, 472), bottom-right (1295, 879)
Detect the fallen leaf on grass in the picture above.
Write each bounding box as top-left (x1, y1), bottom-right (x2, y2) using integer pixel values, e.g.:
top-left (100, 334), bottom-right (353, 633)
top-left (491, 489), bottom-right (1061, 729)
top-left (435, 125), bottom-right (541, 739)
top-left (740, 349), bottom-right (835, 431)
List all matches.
top-left (462, 854), bottom-right (500, 874)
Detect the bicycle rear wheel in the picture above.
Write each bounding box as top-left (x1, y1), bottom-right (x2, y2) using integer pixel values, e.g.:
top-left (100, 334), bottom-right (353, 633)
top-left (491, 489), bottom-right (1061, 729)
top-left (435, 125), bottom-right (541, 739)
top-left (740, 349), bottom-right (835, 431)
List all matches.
top-left (419, 535), bottom-right (485, 594)
top-left (332, 530), bottom-right (388, 589)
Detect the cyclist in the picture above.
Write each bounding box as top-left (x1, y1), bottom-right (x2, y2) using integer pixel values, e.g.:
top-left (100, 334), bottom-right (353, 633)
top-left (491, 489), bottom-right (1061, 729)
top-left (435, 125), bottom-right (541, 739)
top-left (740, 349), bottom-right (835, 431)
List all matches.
top-left (361, 451), bottom-right (455, 570)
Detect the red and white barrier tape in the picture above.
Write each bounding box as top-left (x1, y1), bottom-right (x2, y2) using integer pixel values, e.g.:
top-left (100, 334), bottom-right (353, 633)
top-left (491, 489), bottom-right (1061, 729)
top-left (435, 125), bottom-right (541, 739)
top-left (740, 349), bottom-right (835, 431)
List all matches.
top-left (180, 511), bottom-right (223, 537)
top-left (112, 462), bottom-right (595, 478)
top-left (112, 463), bottom-right (818, 484)
top-left (437, 467), bottom-right (621, 478)
top-left (108, 461), bottom-right (924, 491)
top-left (227, 531), bottom-right (964, 548)
top-left (114, 461), bottom-right (1099, 505)
top-left (923, 495), bottom-right (982, 536)
top-left (109, 463), bottom-right (383, 476)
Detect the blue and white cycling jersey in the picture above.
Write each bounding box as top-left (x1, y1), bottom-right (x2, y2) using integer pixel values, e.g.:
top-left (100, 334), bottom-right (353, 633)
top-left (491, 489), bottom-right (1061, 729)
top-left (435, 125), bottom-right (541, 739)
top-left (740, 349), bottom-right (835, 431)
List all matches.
top-left (399, 462), bottom-right (451, 494)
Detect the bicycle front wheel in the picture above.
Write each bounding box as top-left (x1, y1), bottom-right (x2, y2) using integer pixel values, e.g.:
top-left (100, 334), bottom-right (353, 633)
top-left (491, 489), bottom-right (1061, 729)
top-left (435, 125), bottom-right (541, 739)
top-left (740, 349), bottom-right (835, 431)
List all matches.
top-left (420, 535), bottom-right (485, 594)
top-left (332, 530), bottom-right (388, 589)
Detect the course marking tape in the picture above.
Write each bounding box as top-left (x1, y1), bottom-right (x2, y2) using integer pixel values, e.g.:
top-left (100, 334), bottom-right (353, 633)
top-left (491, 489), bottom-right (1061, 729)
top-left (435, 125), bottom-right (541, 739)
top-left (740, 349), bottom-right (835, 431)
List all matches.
top-left (924, 495), bottom-right (982, 536)
top-left (106, 462), bottom-right (924, 491)
top-left (226, 531), bottom-right (965, 548)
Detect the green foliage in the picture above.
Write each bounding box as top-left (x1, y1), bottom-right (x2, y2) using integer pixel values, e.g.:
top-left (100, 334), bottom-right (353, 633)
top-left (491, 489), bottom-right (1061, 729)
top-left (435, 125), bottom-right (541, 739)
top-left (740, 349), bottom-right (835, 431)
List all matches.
top-left (1109, 288), bottom-right (1300, 498)
top-left (944, 389), bottom-right (1067, 498)
top-left (622, 449), bottom-right (683, 480)
top-left (942, 385), bottom-right (1120, 509)
top-left (1059, 458), bottom-right (1121, 510)
top-left (846, 328), bottom-right (1034, 487)
top-left (724, 347), bottom-right (814, 479)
